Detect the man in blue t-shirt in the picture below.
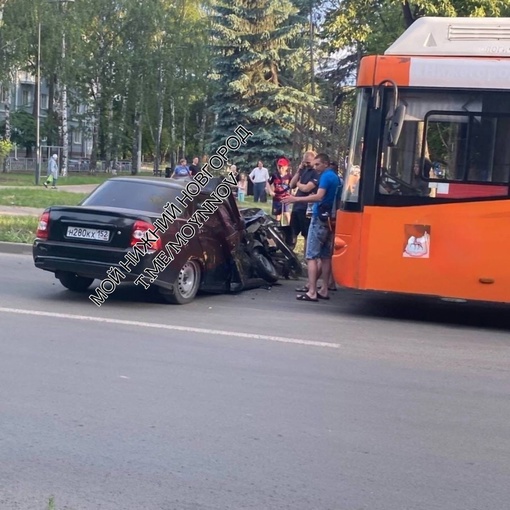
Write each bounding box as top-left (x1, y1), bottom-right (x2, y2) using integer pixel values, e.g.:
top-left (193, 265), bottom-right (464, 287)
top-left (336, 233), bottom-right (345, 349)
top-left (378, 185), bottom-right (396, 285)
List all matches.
top-left (172, 158), bottom-right (191, 178)
top-left (282, 153), bottom-right (340, 302)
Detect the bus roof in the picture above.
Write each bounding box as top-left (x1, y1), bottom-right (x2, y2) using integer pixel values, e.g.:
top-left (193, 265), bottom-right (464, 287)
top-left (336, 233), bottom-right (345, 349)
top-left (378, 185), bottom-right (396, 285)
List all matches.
top-left (385, 17), bottom-right (510, 57)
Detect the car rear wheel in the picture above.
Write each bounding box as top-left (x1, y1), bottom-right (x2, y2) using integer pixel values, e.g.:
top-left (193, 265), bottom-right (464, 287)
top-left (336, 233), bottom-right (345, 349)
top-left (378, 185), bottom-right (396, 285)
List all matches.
top-left (252, 248), bottom-right (279, 283)
top-left (159, 260), bottom-right (201, 304)
top-left (57, 272), bottom-right (95, 292)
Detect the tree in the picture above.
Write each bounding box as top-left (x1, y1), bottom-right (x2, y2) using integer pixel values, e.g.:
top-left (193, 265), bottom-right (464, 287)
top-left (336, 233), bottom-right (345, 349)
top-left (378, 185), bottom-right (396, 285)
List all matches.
top-left (0, 138), bottom-right (12, 172)
top-left (323, 0), bottom-right (510, 81)
top-left (3, 110), bottom-right (36, 155)
top-left (208, 0), bottom-right (317, 171)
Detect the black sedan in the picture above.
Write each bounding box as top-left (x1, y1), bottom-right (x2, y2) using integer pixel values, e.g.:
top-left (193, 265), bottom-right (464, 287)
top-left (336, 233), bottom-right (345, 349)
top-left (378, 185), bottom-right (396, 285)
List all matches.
top-left (33, 176), bottom-right (285, 304)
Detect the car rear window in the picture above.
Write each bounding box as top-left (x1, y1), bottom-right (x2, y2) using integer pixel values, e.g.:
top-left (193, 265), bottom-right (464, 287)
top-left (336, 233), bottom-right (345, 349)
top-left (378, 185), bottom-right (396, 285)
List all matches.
top-left (81, 180), bottom-right (184, 214)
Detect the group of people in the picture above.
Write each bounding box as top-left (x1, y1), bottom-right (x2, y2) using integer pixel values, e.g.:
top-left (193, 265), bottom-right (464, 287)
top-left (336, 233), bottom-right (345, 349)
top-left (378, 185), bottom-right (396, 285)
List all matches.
top-left (170, 151), bottom-right (344, 302)
top-left (171, 157), bottom-right (202, 178)
top-left (283, 152), bottom-right (343, 302)
top-left (238, 152), bottom-right (344, 302)
top-left (236, 159), bottom-right (294, 223)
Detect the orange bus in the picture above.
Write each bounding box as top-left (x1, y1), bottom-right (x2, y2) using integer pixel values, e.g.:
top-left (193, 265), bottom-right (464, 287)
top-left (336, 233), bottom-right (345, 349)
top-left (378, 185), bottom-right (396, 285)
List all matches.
top-left (332, 16), bottom-right (510, 303)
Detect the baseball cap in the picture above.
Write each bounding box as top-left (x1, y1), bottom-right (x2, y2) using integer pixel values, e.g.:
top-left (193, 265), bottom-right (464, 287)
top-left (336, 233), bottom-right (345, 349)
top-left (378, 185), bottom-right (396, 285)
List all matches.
top-left (277, 157), bottom-right (289, 167)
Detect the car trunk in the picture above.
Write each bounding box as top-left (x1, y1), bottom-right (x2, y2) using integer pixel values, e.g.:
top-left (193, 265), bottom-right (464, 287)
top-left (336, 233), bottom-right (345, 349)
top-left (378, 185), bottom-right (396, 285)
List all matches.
top-left (43, 206), bottom-right (157, 264)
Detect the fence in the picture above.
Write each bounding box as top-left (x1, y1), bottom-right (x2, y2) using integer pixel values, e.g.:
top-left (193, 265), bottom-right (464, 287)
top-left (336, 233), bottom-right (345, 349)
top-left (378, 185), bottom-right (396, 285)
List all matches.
top-left (3, 157), bottom-right (132, 174)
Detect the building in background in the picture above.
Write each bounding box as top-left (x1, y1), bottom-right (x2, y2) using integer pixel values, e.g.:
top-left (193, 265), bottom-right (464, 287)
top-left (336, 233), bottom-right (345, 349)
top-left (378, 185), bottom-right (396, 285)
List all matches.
top-left (0, 69), bottom-right (93, 162)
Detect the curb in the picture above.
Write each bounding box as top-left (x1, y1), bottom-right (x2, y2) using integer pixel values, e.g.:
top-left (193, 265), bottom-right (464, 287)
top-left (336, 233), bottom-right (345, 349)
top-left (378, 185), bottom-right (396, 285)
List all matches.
top-left (0, 241), bottom-right (33, 255)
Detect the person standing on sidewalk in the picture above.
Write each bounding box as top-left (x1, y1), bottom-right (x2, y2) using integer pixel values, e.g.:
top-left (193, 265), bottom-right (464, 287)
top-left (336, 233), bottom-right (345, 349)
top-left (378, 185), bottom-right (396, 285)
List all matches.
top-left (249, 160), bottom-right (270, 203)
top-left (44, 154), bottom-right (59, 189)
top-left (282, 153), bottom-right (340, 302)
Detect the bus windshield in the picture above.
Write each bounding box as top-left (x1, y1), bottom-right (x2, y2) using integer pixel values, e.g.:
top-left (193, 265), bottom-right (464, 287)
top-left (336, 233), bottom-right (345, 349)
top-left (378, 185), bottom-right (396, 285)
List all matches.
top-left (377, 89), bottom-right (510, 201)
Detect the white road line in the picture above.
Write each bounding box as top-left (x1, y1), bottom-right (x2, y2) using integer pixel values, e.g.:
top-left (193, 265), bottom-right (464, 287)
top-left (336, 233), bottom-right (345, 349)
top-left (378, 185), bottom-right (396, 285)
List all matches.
top-left (0, 307), bottom-right (340, 349)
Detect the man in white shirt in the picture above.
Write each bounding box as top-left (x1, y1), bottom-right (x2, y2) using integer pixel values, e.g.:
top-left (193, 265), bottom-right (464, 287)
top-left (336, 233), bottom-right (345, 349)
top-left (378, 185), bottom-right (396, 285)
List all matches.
top-left (249, 160), bottom-right (270, 203)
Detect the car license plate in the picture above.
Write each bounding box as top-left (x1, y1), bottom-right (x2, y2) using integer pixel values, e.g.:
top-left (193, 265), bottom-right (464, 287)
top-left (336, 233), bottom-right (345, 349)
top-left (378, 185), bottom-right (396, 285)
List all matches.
top-left (66, 226), bottom-right (110, 242)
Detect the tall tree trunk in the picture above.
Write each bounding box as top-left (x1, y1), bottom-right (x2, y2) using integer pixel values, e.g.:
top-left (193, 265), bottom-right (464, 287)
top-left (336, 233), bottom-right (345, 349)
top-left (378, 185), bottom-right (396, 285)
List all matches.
top-left (3, 78), bottom-right (11, 140)
top-left (106, 98), bottom-right (114, 170)
top-left (291, 107), bottom-right (298, 164)
top-left (309, 0), bottom-right (315, 96)
top-left (131, 88), bottom-right (142, 175)
top-left (116, 93), bottom-right (128, 168)
top-left (153, 61), bottom-right (164, 175)
top-left (402, 0), bottom-right (416, 28)
top-left (2, 76), bottom-right (12, 172)
top-left (137, 115), bottom-right (142, 170)
top-left (61, 111), bottom-right (68, 175)
top-left (170, 96), bottom-right (176, 167)
top-left (31, 70), bottom-right (40, 160)
top-left (60, 32), bottom-right (69, 177)
top-left (298, 107), bottom-right (305, 156)
top-left (48, 73), bottom-right (57, 146)
top-left (198, 96), bottom-right (208, 156)
top-left (111, 70), bottom-right (130, 171)
top-left (182, 106), bottom-right (187, 159)
top-left (89, 79), bottom-right (101, 172)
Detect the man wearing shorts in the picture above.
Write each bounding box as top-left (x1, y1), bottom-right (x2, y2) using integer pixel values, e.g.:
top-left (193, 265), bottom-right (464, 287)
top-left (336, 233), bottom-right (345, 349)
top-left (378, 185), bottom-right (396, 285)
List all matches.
top-left (289, 151), bottom-right (318, 256)
top-left (282, 153), bottom-right (340, 302)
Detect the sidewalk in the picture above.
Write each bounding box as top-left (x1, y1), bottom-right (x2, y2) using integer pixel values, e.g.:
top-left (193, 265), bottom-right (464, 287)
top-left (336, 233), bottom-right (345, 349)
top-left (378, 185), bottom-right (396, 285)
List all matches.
top-left (0, 184), bottom-right (98, 217)
top-left (0, 205), bottom-right (43, 217)
top-left (0, 184), bottom-right (99, 193)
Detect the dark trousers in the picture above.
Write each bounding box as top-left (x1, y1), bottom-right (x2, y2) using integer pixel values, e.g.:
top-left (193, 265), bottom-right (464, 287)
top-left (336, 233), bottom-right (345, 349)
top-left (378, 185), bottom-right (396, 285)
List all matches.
top-left (253, 182), bottom-right (267, 203)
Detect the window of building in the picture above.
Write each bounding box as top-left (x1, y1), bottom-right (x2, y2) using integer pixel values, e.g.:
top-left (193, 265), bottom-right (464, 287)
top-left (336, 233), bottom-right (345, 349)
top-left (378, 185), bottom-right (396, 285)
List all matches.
top-left (71, 104), bottom-right (83, 116)
top-left (22, 89), bottom-right (30, 106)
top-left (0, 87), bottom-right (9, 103)
top-left (73, 130), bottom-right (82, 145)
top-left (41, 94), bottom-right (49, 109)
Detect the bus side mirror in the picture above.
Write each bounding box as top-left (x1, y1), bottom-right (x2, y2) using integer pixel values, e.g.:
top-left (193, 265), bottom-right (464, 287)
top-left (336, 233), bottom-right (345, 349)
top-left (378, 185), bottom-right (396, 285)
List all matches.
top-left (387, 104), bottom-right (406, 147)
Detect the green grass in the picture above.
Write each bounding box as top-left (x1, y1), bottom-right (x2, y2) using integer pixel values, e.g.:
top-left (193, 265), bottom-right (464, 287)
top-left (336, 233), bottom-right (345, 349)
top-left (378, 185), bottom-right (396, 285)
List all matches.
top-left (0, 188), bottom-right (88, 208)
top-left (0, 215), bottom-right (38, 243)
top-left (236, 195), bottom-right (273, 214)
top-left (0, 170), bottom-right (157, 187)
top-left (0, 172), bottom-right (109, 186)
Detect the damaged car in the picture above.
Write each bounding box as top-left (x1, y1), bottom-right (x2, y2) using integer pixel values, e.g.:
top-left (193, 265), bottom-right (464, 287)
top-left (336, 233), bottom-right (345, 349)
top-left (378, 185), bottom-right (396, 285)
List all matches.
top-left (33, 175), bottom-right (301, 304)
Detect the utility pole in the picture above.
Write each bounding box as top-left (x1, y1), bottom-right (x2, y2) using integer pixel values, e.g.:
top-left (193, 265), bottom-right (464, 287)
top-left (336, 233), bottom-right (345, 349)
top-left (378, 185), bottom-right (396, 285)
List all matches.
top-left (35, 21), bottom-right (41, 185)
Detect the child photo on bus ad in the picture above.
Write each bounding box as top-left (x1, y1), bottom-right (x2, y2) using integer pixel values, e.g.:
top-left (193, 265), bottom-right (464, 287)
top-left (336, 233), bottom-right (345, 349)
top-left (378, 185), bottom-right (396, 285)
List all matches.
top-left (403, 224), bottom-right (431, 258)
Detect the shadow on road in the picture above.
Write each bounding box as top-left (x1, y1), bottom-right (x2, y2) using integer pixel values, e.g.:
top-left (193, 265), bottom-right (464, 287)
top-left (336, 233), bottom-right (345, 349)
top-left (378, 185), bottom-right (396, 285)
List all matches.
top-left (26, 274), bottom-right (510, 334)
top-left (334, 290), bottom-right (510, 333)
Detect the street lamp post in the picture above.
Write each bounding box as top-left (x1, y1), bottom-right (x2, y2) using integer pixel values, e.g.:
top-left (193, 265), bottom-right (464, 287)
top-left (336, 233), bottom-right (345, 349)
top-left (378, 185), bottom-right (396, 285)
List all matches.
top-left (35, 20), bottom-right (41, 185)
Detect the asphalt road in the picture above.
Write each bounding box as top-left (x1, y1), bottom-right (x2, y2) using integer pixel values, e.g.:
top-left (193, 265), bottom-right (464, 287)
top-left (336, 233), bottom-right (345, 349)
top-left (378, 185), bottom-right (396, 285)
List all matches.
top-left (1, 252), bottom-right (509, 510)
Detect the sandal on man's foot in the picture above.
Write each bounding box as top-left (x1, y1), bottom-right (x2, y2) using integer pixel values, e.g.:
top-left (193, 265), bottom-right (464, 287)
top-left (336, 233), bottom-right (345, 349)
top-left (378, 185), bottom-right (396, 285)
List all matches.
top-left (295, 285), bottom-right (309, 292)
top-left (328, 287), bottom-right (337, 291)
top-left (317, 294), bottom-right (330, 300)
top-left (296, 293), bottom-right (318, 302)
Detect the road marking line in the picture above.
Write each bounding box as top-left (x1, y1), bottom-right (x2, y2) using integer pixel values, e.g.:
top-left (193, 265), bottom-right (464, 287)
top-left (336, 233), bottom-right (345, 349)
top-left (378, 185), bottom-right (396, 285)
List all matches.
top-left (0, 307), bottom-right (340, 349)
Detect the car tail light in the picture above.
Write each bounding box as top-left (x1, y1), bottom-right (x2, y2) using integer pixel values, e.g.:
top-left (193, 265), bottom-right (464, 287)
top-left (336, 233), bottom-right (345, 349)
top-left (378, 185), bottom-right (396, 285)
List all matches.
top-left (36, 211), bottom-right (50, 240)
top-left (131, 220), bottom-right (162, 250)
